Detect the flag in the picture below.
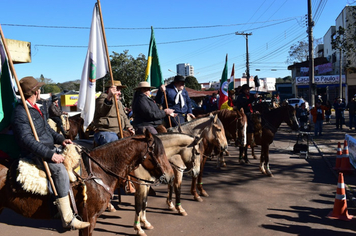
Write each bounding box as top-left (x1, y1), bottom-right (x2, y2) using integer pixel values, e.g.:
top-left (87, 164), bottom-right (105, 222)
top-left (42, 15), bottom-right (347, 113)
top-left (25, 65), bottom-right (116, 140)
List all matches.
top-left (77, 4), bottom-right (108, 130)
top-left (0, 36), bottom-right (17, 131)
top-left (144, 27), bottom-right (163, 88)
top-left (218, 54), bottom-right (228, 110)
top-left (228, 63), bottom-right (235, 91)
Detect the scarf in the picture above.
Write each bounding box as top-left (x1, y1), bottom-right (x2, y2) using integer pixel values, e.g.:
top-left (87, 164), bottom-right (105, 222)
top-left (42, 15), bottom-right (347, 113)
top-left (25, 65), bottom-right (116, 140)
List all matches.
top-left (27, 99), bottom-right (43, 118)
top-left (245, 94), bottom-right (253, 113)
top-left (174, 87), bottom-right (185, 108)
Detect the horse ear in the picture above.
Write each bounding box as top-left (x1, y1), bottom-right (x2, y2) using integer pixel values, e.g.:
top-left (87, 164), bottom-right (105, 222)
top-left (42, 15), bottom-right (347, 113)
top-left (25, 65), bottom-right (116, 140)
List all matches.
top-left (240, 108), bottom-right (244, 114)
top-left (213, 114), bottom-right (218, 123)
top-left (209, 113), bottom-right (214, 117)
top-left (144, 128), bottom-right (154, 141)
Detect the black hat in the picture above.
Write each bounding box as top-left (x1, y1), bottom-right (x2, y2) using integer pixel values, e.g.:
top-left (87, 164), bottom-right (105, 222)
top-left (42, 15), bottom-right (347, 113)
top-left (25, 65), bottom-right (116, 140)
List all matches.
top-left (174, 75), bottom-right (185, 82)
top-left (241, 84), bottom-right (252, 90)
top-left (52, 95), bottom-right (59, 102)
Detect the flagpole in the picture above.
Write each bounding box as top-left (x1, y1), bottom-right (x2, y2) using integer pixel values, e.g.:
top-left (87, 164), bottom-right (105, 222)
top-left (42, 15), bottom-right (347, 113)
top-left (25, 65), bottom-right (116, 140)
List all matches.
top-left (0, 24), bottom-right (58, 197)
top-left (96, 0), bottom-right (123, 138)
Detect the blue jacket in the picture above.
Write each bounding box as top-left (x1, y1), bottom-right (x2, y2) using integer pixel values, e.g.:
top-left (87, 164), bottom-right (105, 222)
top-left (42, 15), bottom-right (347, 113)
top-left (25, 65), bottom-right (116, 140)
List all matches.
top-left (11, 101), bottom-right (65, 161)
top-left (155, 83), bottom-right (192, 115)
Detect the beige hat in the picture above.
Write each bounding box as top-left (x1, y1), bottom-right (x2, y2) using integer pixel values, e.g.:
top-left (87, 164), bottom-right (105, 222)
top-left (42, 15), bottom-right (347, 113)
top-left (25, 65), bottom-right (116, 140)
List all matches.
top-left (105, 80), bottom-right (127, 89)
top-left (134, 81), bottom-right (155, 90)
top-left (20, 76), bottom-right (45, 97)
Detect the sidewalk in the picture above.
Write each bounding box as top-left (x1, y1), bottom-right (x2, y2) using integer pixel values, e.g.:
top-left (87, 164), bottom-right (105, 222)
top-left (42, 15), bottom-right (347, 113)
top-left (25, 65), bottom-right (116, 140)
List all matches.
top-left (305, 112), bottom-right (356, 206)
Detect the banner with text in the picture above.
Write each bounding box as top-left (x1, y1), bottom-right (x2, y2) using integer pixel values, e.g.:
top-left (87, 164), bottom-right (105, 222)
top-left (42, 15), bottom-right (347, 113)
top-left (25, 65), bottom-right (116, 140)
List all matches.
top-left (345, 134), bottom-right (356, 170)
top-left (295, 75), bottom-right (346, 85)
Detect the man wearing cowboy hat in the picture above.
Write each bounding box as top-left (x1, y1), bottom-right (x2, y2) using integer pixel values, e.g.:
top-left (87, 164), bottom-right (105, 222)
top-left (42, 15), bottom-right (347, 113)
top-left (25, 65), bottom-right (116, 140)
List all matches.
top-left (155, 75), bottom-right (195, 127)
top-left (48, 94), bottom-right (68, 135)
top-left (234, 84), bottom-right (259, 147)
top-left (93, 80), bottom-right (135, 146)
top-left (11, 76), bottom-right (90, 230)
top-left (132, 81), bottom-right (175, 134)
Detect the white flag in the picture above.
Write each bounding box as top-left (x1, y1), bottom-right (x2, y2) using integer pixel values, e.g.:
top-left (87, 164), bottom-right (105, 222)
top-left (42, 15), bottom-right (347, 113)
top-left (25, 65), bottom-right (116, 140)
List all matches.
top-left (77, 4), bottom-right (108, 130)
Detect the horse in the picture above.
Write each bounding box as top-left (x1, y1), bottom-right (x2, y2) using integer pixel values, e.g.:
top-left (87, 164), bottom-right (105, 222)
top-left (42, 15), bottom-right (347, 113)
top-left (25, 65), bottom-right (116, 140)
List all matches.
top-left (0, 130), bottom-right (174, 236)
top-left (239, 105), bottom-right (299, 176)
top-left (168, 115), bottom-right (228, 202)
top-left (131, 133), bottom-right (203, 236)
top-left (48, 114), bottom-right (87, 141)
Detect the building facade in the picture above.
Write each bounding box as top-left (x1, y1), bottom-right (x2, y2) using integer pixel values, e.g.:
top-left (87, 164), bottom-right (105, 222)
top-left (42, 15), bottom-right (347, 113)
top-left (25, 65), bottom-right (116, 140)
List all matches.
top-left (176, 63), bottom-right (194, 76)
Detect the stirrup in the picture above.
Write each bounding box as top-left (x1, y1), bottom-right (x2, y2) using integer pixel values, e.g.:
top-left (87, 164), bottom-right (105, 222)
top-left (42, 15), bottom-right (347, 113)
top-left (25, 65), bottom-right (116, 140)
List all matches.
top-left (125, 181), bottom-right (136, 194)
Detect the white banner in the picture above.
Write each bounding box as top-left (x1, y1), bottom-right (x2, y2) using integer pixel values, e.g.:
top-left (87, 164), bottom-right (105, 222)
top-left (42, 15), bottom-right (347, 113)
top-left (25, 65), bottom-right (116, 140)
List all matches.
top-left (345, 134), bottom-right (356, 170)
top-left (296, 75), bottom-right (346, 85)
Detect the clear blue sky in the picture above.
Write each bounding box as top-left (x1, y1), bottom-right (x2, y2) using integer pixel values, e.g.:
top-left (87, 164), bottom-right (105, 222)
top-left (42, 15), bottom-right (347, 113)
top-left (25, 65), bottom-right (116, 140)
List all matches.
top-left (1, 0), bottom-right (353, 84)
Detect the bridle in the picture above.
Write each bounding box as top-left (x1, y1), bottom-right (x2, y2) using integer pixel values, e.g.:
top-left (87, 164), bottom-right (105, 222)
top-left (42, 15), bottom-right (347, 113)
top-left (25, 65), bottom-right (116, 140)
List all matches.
top-left (169, 142), bottom-right (200, 174)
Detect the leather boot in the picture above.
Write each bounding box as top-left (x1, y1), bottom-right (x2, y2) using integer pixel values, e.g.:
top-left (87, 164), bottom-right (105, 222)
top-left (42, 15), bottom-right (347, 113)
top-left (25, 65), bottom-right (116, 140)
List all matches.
top-left (56, 196), bottom-right (90, 230)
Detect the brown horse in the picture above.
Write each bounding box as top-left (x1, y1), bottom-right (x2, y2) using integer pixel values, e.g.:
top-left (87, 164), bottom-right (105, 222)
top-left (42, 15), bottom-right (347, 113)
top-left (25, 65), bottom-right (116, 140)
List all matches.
top-left (0, 130), bottom-right (174, 236)
top-left (131, 133), bottom-right (203, 235)
top-left (168, 115), bottom-right (228, 202)
top-left (239, 105), bottom-right (299, 176)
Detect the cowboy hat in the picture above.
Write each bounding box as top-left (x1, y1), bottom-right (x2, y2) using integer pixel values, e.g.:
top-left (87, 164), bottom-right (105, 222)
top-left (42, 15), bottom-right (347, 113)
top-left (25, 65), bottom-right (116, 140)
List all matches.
top-left (174, 75), bottom-right (185, 82)
top-left (241, 84), bottom-right (252, 90)
top-left (20, 76), bottom-right (45, 97)
top-left (52, 95), bottom-right (59, 102)
top-left (105, 80), bottom-right (127, 89)
top-left (134, 81), bottom-right (155, 90)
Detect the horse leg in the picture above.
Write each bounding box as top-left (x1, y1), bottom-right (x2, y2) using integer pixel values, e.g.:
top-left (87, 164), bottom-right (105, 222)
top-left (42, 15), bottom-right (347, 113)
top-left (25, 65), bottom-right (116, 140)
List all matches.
top-left (259, 147), bottom-right (267, 175)
top-left (264, 145), bottom-right (273, 177)
top-left (251, 146), bottom-right (257, 159)
top-left (173, 171), bottom-right (187, 216)
top-left (243, 145), bottom-right (250, 164)
top-left (166, 183), bottom-right (175, 211)
top-left (198, 157), bottom-right (209, 197)
top-left (191, 175), bottom-right (200, 202)
top-left (134, 185), bottom-right (152, 236)
top-left (191, 157), bottom-right (208, 202)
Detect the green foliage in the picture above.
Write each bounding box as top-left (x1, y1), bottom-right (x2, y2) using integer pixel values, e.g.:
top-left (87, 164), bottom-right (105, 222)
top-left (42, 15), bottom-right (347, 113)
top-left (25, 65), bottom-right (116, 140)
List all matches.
top-left (57, 81), bottom-right (80, 92)
top-left (42, 84), bottom-right (61, 94)
top-left (109, 50), bottom-right (147, 107)
top-left (185, 76), bottom-right (201, 90)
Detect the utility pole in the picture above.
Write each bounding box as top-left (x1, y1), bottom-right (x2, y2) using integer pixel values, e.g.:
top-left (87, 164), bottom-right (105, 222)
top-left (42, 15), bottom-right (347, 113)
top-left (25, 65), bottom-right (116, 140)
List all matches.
top-left (236, 32), bottom-right (252, 87)
top-left (308, 0), bottom-right (315, 107)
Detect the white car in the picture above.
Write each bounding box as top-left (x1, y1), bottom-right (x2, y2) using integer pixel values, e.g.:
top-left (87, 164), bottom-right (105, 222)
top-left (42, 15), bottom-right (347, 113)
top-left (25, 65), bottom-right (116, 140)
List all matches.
top-left (288, 98), bottom-right (309, 110)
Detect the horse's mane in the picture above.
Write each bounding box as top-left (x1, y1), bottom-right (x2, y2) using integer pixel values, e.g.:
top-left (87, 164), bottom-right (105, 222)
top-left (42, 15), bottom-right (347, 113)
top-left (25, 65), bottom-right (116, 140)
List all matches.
top-left (156, 132), bottom-right (195, 139)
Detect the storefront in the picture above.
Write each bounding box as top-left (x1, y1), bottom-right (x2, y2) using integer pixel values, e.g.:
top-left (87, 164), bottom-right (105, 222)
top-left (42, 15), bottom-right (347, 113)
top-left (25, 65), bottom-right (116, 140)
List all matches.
top-left (295, 75), bottom-right (346, 104)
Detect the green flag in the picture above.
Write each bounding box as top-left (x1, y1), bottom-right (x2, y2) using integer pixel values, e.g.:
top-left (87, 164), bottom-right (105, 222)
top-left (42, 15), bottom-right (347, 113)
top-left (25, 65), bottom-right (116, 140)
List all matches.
top-left (0, 36), bottom-right (17, 131)
top-left (144, 26), bottom-right (163, 88)
top-left (218, 54), bottom-right (228, 109)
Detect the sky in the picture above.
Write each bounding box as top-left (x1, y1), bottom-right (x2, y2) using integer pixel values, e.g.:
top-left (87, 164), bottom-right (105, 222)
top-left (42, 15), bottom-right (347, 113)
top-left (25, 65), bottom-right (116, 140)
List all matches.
top-left (1, 0), bottom-right (354, 85)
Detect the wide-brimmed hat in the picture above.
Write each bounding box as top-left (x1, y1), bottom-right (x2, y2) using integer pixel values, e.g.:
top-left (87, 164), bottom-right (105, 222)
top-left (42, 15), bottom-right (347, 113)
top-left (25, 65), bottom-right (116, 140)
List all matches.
top-left (52, 95), bottom-right (59, 102)
top-left (174, 75), bottom-right (185, 83)
top-left (241, 84), bottom-right (252, 90)
top-left (105, 80), bottom-right (127, 89)
top-left (134, 81), bottom-right (155, 90)
top-left (20, 76), bottom-right (45, 97)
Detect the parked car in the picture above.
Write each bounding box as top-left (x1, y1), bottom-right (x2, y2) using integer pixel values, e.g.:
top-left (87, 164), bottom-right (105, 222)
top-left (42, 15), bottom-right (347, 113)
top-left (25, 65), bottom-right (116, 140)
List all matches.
top-left (288, 98), bottom-right (309, 110)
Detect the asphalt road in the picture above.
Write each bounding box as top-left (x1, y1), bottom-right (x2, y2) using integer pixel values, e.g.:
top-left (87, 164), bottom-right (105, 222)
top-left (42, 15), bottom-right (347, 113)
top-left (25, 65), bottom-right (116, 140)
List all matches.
top-left (1, 125), bottom-right (356, 236)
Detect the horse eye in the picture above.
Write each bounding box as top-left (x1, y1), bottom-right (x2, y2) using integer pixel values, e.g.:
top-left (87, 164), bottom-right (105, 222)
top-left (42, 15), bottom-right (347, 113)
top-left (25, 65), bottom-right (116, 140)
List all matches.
top-left (216, 128), bottom-right (221, 132)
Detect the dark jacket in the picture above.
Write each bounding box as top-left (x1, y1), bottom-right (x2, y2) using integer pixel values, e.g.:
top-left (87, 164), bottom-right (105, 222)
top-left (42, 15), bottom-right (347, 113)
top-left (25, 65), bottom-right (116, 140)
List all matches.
top-left (11, 101), bottom-right (65, 161)
top-left (347, 100), bottom-right (356, 115)
top-left (48, 103), bottom-right (63, 118)
top-left (93, 93), bottom-right (132, 133)
top-left (155, 83), bottom-right (192, 115)
top-left (334, 102), bottom-right (345, 117)
top-left (234, 92), bottom-right (257, 114)
top-left (132, 93), bottom-right (166, 127)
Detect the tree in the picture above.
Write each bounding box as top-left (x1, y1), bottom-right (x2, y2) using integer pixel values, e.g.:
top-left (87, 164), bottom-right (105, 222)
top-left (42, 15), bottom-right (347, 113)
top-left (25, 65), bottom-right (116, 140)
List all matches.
top-left (185, 76), bottom-right (201, 90)
top-left (36, 74), bottom-right (61, 94)
top-left (331, 6), bottom-right (356, 69)
top-left (109, 50), bottom-right (147, 107)
top-left (286, 38), bottom-right (323, 64)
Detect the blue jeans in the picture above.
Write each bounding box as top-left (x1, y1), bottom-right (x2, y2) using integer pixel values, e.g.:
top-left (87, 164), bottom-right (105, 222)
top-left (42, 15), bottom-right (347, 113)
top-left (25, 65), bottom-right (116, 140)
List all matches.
top-left (314, 120), bottom-right (323, 136)
top-left (47, 162), bottom-right (70, 198)
top-left (349, 113), bottom-right (356, 129)
top-left (94, 131), bottom-right (119, 146)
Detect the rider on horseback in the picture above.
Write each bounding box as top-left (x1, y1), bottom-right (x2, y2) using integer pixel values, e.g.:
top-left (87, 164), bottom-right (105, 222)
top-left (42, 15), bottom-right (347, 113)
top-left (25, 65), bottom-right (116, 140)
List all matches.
top-left (234, 84), bottom-right (259, 148)
top-left (48, 95), bottom-right (68, 135)
top-left (11, 76), bottom-right (90, 230)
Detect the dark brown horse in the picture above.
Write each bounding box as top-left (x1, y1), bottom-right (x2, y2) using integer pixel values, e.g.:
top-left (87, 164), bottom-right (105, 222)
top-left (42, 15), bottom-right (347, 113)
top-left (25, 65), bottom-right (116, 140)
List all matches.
top-left (66, 114), bottom-right (87, 140)
top-left (239, 105), bottom-right (299, 176)
top-left (0, 130), bottom-right (174, 236)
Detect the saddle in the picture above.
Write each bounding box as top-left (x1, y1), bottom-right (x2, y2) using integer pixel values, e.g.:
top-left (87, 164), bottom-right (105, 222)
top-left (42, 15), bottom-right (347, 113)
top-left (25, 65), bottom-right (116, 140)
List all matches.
top-left (47, 115), bottom-right (70, 134)
top-left (9, 144), bottom-right (84, 195)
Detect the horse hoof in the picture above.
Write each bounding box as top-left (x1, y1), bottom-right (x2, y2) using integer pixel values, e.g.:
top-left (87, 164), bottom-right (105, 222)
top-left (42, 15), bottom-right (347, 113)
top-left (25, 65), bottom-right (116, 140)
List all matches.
top-left (259, 166), bottom-right (267, 175)
top-left (220, 162), bottom-right (226, 167)
top-left (244, 159), bottom-right (250, 164)
top-left (137, 230), bottom-right (147, 236)
top-left (194, 196), bottom-right (203, 202)
top-left (178, 210), bottom-right (188, 216)
top-left (200, 191), bottom-right (209, 197)
top-left (107, 203), bottom-right (116, 212)
top-left (143, 224), bottom-right (154, 230)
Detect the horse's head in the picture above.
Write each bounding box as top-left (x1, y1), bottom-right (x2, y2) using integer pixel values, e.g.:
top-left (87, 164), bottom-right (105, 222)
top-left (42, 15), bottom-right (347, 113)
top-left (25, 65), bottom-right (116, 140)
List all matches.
top-left (141, 130), bottom-right (174, 184)
top-left (235, 108), bottom-right (248, 147)
top-left (202, 114), bottom-right (228, 153)
top-left (283, 105), bottom-right (299, 131)
top-left (186, 136), bottom-right (203, 178)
